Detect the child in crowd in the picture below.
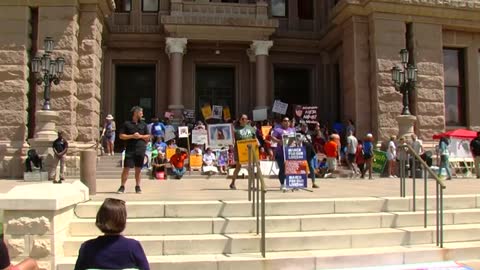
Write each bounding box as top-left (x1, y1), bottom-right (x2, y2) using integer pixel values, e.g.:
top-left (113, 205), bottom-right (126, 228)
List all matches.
top-left (153, 136), bottom-right (167, 154)
top-left (218, 147), bottom-right (228, 174)
top-left (152, 152), bottom-right (169, 179)
top-left (202, 148), bottom-right (218, 175)
top-left (259, 146), bottom-right (268, 160)
top-left (315, 157), bottom-right (328, 178)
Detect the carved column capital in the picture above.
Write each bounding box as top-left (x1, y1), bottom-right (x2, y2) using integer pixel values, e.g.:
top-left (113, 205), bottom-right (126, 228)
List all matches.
top-left (165, 37), bottom-right (188, 55)
top-left (250, 40), bottom-right (273, 56)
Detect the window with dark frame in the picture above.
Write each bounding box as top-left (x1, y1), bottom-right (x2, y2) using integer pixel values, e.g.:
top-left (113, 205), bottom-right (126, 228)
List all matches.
top-left (142, 0), bottom-right (159, 12)
top-left (271, 0), bottom-right (287, 17)
top-left (443, 48), bottom-right (466, 126)
top-left (298, 0), bottom-right (313, 20)
top-left (114, 0), bottom-right (132, 12)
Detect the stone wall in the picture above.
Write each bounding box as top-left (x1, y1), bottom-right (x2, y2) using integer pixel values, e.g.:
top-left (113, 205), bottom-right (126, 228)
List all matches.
top-left (76, 4), bottom-right (104, 143)
top-left (0, 6), bottom-right (31, 177)
top-left (368, 15), bottom-right (405, 141)
top-left (412, 22), bottom-right (445, 140)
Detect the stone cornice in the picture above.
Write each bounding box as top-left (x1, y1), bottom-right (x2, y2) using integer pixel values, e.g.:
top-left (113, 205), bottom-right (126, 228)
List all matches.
top-left (0, 0), bottom-right (115, 17)
top-left (332, 0), bottom-right (480, 28)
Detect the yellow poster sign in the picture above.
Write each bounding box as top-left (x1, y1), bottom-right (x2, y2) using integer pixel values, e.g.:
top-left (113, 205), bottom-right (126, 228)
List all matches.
top-left (236, 139), bottom-right (259, 165)
top-left (166, 147), bottom-right (176, 160)
top-left (189, 154), bottom-right (203, 168)
top-left (223, 106), bottom-right (231, 121)
top-left (201, 104), bottom-right (212, 120)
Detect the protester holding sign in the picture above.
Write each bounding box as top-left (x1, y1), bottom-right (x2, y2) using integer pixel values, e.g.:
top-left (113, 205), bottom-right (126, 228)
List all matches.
top-left (229, 114), bottom-right (257, 190)
top-left (271, 116), bottom-right (296, 191)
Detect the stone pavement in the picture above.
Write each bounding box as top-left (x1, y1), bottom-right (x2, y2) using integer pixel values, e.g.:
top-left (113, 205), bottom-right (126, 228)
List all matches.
top-left (1, 176), bottom-right (480, 202)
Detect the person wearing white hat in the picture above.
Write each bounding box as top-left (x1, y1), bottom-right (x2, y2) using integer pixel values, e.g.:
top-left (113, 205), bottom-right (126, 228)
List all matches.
top-left (102, 114), bottom-right (116, 156)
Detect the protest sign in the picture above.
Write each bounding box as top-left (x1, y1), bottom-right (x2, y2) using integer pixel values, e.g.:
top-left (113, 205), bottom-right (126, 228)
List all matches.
top-left (272, 100), bottom-right (288, 114)
top-left (253, 108), bottom-right (268, 121)
top-left (212, 105), bottom-right (223, 119)
top-left (166, 147), bottom-right (176, 161)
top-left (261, 126), bottom-right (272, 139)
top-left (189, 154), bottom-right (203, 169)
top-left (372, 149), bottom-right (388, 174)
top-left (183, 109), bottom-right (195, 120)
top-left (223, 106), bottom-right (231, 121)
top-left (301, 106), bottom-right (318, 124)
top-left (208, 123), bottom-right (233, 148)
top-left (201, 104), bottom-right (212, 120)
top-left (178, 126), bottom-right (189, 138)
top-left (284, 140), bottom-right (308, 189)
top-left (192, 129), bottom-right (208, 145)
top-left (236, 139), bottom-right (259, 164)
top-left (164, 125), bottom-right (176, 142)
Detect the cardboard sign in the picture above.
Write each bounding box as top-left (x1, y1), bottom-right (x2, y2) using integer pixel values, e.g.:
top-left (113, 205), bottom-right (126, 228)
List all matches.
top-left (223, 106), bottom-right (231, 121)
top-left (253, 108), bottom-right (268, 121)
top-left (261, 126), bottom-right (272, 139)
top-left (236, 139), bottom-right (259, 165)
top-left (189, 154), bottom-right (202, 168)
top-left (178, 126), bottom-right (189, 138)
top-left (272, 100), bottom-right (288, 114)
top-left (212, 105), bottom-right (223, 119)
top-left (201, 104), bottom-right (212, 120)
top-left (164, 111), bottom-right (173, 119)
top-left (192, 129), bottom-right (208, 145)
top-left (301, 106), bottom-right (318, 124)
top-left (164, 125), bottom-right (176, 142)
top-left (166, 147), bottom-right (176, 160)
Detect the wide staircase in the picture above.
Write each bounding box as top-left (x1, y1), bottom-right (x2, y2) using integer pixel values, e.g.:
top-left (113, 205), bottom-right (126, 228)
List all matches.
top-left (56, 195), bottom-right (480, 270)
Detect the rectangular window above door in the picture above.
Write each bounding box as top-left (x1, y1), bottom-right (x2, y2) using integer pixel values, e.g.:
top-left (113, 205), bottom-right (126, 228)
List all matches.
top-left (142, 0), bottom-right (159, 12)
top-left (443, 48), bottom-right (466, 126)
top-left (114, 0), bottom-right (131, 12)
top-left (271, 0), bottom-right (287, 17)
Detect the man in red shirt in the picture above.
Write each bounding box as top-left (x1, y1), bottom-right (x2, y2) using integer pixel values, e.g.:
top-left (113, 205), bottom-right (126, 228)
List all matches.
top-left (170, 148), bottom-right (188, 179)
top-left (324, 135), bottom-right (338, 177)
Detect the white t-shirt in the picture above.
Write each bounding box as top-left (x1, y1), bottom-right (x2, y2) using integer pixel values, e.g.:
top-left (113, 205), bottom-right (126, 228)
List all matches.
top-left (387, 140), bottom-right (397, 160)
top-left (203, 152), bottom-right (216, 166)
top-left (411, 139), bottom-right (423, 154)
top-left (347, 135), bottom-right (358, 154)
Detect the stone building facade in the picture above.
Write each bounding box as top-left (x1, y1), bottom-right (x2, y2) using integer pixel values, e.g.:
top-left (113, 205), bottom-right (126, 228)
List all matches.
top-left (0, 0), bottom-right (479, 178)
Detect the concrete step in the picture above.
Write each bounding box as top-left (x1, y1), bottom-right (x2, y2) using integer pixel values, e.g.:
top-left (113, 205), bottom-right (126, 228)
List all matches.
top-left (73, 195), bottom-right (480, 218)
top-left (62, 224), bottom-right (480, 257)
top-left (68, 209), bottom-right (480, 237)
top-left (56, 241), bottom-right (480, 270)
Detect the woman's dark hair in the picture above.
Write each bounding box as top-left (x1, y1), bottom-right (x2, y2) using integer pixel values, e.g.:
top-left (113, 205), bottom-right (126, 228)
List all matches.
top-left (95, 198), bottom-right (127, 234)
top-left (440, 136), bottom-right (450, 145)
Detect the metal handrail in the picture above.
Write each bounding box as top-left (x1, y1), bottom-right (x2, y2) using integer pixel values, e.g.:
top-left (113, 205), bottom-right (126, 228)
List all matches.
top-left (397, 143), bottom-right (446, 247)
top-left (247, 145), bottom-right (267, 257)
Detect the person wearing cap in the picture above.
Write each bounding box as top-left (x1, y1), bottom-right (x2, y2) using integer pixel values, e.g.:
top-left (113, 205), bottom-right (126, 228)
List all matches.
top-left (362, 133), bottom-right (374, 180)
top-left (117, 106), bottom-right (150, 194)
top-left (102, 114), bottom-right (116, 156)
top-left (50, 131), bottom-right (68, 183)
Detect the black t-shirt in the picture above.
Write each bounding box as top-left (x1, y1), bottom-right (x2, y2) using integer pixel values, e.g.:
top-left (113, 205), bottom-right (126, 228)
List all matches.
top-left (119, 120), bottom-right (149, 155)
top-left (471, 137), bottom-right (480, 156)
top-left (0, 239), bottom-right (11, 269)
top-left (52, 138), bottom-right (68, 153)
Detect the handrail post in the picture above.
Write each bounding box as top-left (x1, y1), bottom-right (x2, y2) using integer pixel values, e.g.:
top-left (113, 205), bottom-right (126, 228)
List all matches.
top-left (261, 188), bottom-right (266, 257)
top-left (254, 152), bottom-right (260, 235)
top-left (412, 156), bottom-right (416, 212)
top-left (436, 182), bottom-right (439, 246)
top-left (440, 185), bottom-right (444, 248)
top-left (248, 145), bottom-right (252, 202)
top-left (424, 164), bottom-right (427, 228)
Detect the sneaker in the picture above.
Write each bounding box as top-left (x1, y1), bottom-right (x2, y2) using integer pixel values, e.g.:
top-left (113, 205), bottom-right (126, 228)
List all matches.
top-left (229, 183), bottom-right (237, 190)
top-left (280, 185), bottom-right (288, 191)
top-left (117, 186), bottom-right (125, 194)
top-left (312, 183), bottom-right (319, 188)
top-left (135, 186), bottom-right (142, 194)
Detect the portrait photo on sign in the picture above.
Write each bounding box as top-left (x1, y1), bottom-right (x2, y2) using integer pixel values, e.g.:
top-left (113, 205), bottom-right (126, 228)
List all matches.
top-left (178, 126), bottom-right (189, 138)
top-left (208, 123), bottom-right (233, 147)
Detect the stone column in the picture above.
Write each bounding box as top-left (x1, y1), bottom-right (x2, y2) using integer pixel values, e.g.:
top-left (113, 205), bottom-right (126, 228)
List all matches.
top-left (250, 40), bottom-right (273, 109)
top-left (411, 22), bottom-right (444, 140)
top-left (342, 16), bottom-right (371, 137)
top-left (165, 37), bottom-right (187, 122)
top-left (369, 15), bottom-right (406, 141)
top-left (0, 5), bottom-right (31, 177)
top-left (0, 181), bottom-right (89, 270)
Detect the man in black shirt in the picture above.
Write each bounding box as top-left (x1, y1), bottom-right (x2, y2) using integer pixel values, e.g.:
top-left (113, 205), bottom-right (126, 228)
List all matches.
top-left (470, 131), bottom-right (480, 179)
top-left (117, 106), bottom-right (150, 194)
top-left (50, 131), bottom-right (68, 183)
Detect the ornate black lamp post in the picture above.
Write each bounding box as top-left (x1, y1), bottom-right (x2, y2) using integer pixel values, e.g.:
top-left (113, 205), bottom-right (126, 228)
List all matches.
top-left (31, 37), bottom-right (65, 111)
top-left (391, 49), bottom-right (418, 115)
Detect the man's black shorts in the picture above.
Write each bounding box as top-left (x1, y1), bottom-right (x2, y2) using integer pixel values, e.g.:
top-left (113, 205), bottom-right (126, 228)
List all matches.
top-left (124, 153), bottom-right (144, 168)
top-left (347, 153), bottom-right (356, 163)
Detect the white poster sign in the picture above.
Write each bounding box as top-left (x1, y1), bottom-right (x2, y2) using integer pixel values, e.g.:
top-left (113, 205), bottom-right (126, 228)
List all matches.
top-left (178, 126), bottom-right (189, 138)
top-left (448, 138), bottom-right (472, 159)
top-left (253, 108), bottom-right (268, 121)
top-left (192, 129), bottom-right (208, 145)
top-left (272, 100), bottom-right (288, 114)
top-left (212, 105), bottom-right (223, 119)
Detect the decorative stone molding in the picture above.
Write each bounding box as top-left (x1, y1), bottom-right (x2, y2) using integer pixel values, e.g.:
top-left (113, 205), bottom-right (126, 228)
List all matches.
top-left (250, 40), bottom-right (273, 56)
top-left (165, 37), bottom-right (188, 55)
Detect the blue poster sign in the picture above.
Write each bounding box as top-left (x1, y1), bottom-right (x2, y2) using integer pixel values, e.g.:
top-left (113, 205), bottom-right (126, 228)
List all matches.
top-left (284, 145), bottom-right (308, 189)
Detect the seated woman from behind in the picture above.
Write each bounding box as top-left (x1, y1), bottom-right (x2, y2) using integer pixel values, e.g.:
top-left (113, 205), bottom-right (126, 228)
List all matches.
top-left (1, 236), bottom-right (39, 270)
top-left (74, 198), bottom-right (150, 270)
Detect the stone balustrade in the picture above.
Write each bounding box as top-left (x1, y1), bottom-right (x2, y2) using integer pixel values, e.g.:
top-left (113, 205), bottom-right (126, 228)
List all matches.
top-left (173, 1), bottom-right (262, 18)
top-left (0, 181), bottom-right (89, 270)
